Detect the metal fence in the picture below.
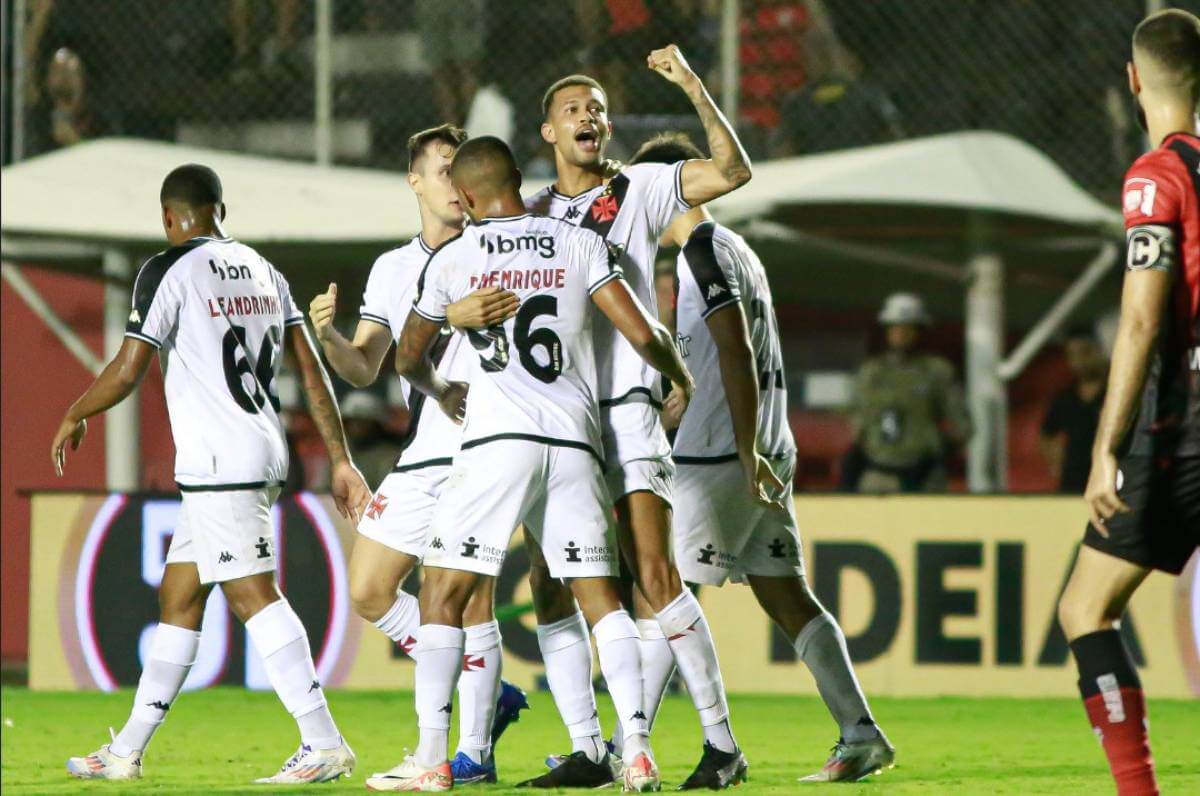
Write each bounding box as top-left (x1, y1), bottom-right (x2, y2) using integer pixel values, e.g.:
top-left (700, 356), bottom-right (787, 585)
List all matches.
top-left (5, 0), bottom-right (1195, 197)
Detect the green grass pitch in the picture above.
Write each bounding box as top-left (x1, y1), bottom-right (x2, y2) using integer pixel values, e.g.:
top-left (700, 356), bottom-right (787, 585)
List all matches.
top-left (2, 687), bottom-right (1198, 794)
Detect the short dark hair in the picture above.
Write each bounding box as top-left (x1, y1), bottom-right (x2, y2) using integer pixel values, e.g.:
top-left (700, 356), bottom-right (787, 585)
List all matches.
top-left (1133, 9), bottom-right (1200, 80)
top-left (630, 132), bottom-right (706, 166)
top-left (160, 164), bottom-right (222, 208)
top-left (449, 136), bottom-right (520, 191)
top-left (407, 123), bottom-right (468, 173)
top-left (541, 74), bottom-right (607, 118)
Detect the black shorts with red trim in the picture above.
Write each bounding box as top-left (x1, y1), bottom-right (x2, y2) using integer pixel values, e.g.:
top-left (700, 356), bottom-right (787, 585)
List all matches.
top-left (1082, 455), bottom-right (1200, 575)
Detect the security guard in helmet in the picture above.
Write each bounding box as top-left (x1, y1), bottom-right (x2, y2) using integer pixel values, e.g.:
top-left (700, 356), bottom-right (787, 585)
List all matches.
top-left (844, 293), bottom-right (971, 493)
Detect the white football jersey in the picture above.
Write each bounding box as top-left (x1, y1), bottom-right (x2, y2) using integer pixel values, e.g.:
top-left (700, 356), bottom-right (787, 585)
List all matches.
top-left (359, 235), bottom-right (472, 470)
top-left (525, 161), bottom-right (689, 408)
top-left (672, 222), bottom-right (795, 462)
top-left (124, 236), bottom-right (305, 489)
top-left (413, 213), bottom-right (622, 461)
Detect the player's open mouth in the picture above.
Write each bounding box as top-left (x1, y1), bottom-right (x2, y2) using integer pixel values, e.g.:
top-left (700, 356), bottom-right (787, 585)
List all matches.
top-left (575, 128), bottom-right (600, 153)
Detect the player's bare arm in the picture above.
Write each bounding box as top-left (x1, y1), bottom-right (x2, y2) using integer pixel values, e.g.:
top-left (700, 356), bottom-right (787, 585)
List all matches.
top-left (706, 303), bottom-right (786, 507)
top-left (287, 323), bottom-right (371, 521)
top-left (647, 45), bottom-right (752, 205)
top-left (50, 337), bottom-right (156, 476)
top-left (445, 286), bottom-right (520, 330)
top-left (393, 309), bottom-right (467, 423)
top-left (308, 282), bottom-right (393, 387)
top-left (592, 277), bottom-right (694, 411)
top-left (1084, 267), bottom-right (1172, 532)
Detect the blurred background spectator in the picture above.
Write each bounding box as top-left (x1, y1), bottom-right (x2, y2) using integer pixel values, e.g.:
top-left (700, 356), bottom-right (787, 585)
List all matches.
top-left (844, 293), bottom-right (971, 493)
top-left (1038, 328), bottom-right (1108, 494)
top-left (340, 390), bottom-right (403, 490)
top-left (416, 0), bottom-right (484, 124)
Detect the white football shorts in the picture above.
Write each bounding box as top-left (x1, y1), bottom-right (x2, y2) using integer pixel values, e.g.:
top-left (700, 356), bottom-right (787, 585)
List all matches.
top-left (673, 455), bottom-right (805, 586)
top-left (422, 438), bottom-right (619, 579)
top-left (166, 486), bottom-right (281, 585)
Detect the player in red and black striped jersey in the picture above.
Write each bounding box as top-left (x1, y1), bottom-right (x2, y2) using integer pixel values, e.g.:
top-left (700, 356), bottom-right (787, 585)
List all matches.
top-left (1057, 10), bottom-right (1199, 796)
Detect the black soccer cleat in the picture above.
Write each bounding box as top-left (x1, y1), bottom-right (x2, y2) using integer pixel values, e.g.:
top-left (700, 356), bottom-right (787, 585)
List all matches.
top-left (516, 750), bottom-right (616, 789)
top-left (676, 742), bottom-right (748, 790)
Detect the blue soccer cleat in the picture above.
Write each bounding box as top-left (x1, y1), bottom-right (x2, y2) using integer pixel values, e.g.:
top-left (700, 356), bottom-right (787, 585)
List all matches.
top-left (491, 680), bottom-right (530, 744)
top-left (450, 751), bottom-right (498, 785)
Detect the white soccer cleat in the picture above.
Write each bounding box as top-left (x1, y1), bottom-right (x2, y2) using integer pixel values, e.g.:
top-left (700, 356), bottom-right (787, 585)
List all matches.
top-left (622, 751), bottom-right (661, 792)
top-left (799, 734), bottom-right (895, 783)
top-left (255, 738), bottom-right (355, 784)
top-left (66, 731), bottom-right (142, 781)
top-left (365, 754), bottom-right (453, 792)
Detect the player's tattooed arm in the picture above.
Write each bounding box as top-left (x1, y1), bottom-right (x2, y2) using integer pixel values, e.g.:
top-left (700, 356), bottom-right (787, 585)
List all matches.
top-left (308, 283), bottom-right (392, 387)
top-left (647, 44), bottom-right (752, 205)
top-left (706, 304), bottom-right (785, 507)
top-left (1084, 267), bottom-right (1172, 532)
top-left (51, 338), bottom-right (156, 476)
top-left (393, 309), bottom-right (467, 423)
top-left (288, 323), bottom-right (370, 521)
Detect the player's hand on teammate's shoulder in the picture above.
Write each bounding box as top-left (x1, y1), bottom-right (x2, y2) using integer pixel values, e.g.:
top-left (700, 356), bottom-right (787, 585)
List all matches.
top-left (50, 416), bottom-right (87, 476)
top-left (446, 287), bottom-right (520, 331)
top-left (309, 283), bottom-right (338, 342)
top-left (647, 44), bottom-right (699, 89)
top-left (437, 380), bottom-right (470, 425)
top-left (329, 458), bottom-right (370, 523)
top-left (1083, 451), bottom-right (1131, 537)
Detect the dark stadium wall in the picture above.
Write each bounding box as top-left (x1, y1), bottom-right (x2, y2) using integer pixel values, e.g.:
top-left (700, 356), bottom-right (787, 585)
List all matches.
top-left (1, 269), bottom-right (107, 665)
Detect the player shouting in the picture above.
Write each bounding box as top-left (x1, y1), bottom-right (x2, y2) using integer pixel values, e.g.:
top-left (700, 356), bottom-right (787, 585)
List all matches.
top-left (632, 133), bottom-right (895, 783)
top-left (365, 136), bottom-right (694, 793)
top-left (512, 45), bottom-right (752, 789)
top-left (55, 164), bottom-right (371, 783)
top-left (307, 124), bottom-right (527, 785)
top-left (1056, 9), bottom-right (1200, 796)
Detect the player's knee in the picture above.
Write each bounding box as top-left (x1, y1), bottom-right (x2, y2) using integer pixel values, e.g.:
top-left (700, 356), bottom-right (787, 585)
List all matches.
top-left (462, 585), bottom-right (495, 626)
top-left (349, 580), bottom-right (394, 623)
top-left (419, 572), bottom-right (473, 624)
top-left (529, 564), bottom-right (575, 622)
top-left (159, 589), bottom-right (205, 629)
top-left (1057, 590), bottom-right (1105, 641)
top-left (637, 559), bottom-right (681, 607)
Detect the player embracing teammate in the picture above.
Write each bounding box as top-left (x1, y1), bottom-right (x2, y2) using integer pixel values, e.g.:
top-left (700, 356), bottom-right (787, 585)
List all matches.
top-left (1057, 9), bottom-right (1199, 796)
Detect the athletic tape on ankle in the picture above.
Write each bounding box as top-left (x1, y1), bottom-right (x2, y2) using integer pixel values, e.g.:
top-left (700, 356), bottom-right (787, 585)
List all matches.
top-left (464, 620), bottom-right (502, 652)
top-left (593, 609), bottom-right (638, 644)
top-left (150, 623), bottom-right (201, 666)
top-left (536, 612), bottom-right (589, 652)
top-left (244, 600), bottom-right (306, 658)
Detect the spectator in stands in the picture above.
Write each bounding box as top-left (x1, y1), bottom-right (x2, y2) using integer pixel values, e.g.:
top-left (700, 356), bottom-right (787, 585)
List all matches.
top-left (1039, 328), bottom-right (1107, 494)
top-left (229, 0), bottom-right (302, 82)
top-left (339, 390), bottom-right (402, 490)
top-left (844, 293), bottom-right (971, 493)
top-left (416, 0), bottom-right (484, 123)
top-left (770, 15), bottom-right (903, 157)
top-left (42, 47), bottom-right (101, 148)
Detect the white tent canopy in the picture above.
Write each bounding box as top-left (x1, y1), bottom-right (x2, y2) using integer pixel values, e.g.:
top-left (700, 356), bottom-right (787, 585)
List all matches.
top-left (1, 131), bottom-right (1119, 254)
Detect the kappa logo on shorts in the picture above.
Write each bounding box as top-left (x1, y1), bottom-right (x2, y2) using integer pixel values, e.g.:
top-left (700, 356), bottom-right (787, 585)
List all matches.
top-left (564, 540), bottom-right (582, 563)
top-left (255, 537), bottom-right (271, 559)
top-left (698, 544), bottom-right (717, 565)
top-left (366, 493), bottom-right (389, 520)
top-left (218, 550), bottom-right (236, 563)
top-left (461, 536), bottom-right (481, 558)
top-left (430, 537), bottom-right (445, 550)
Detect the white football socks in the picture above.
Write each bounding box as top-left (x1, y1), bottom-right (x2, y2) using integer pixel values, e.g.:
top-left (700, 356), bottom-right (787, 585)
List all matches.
top-left (110, 623), bottom-right (200, 757)
top-left (536, 612), bottom-right (604, 763)
top-left (655, 590), bottom-right (737, 753)
top-left (373, 592), bottom-right (420, 654)
top-left (795, 612), bottom-right (878, 743)
top-left (593, 610), bottom-right (651, 763)
top-left (414, 624), bottom-right (465, 767)
top-left (244, 600), bottom-right (341, 751)
top-left (456, 620), bottom-right (502, 764)
top-left (609, 618), bottom-right (675, 758)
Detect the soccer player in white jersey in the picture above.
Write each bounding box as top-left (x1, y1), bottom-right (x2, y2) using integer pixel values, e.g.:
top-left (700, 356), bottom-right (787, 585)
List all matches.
top-left (365, 136), bottom-right (694, 793)
top-left (632, 133), bottom-right (896, 783)
top-left (306, 124), bottom-right (527, 785)
top-left (515, 46), bottom-right (753, 788)
top-left (52, 164), bottom-right (371, 784)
